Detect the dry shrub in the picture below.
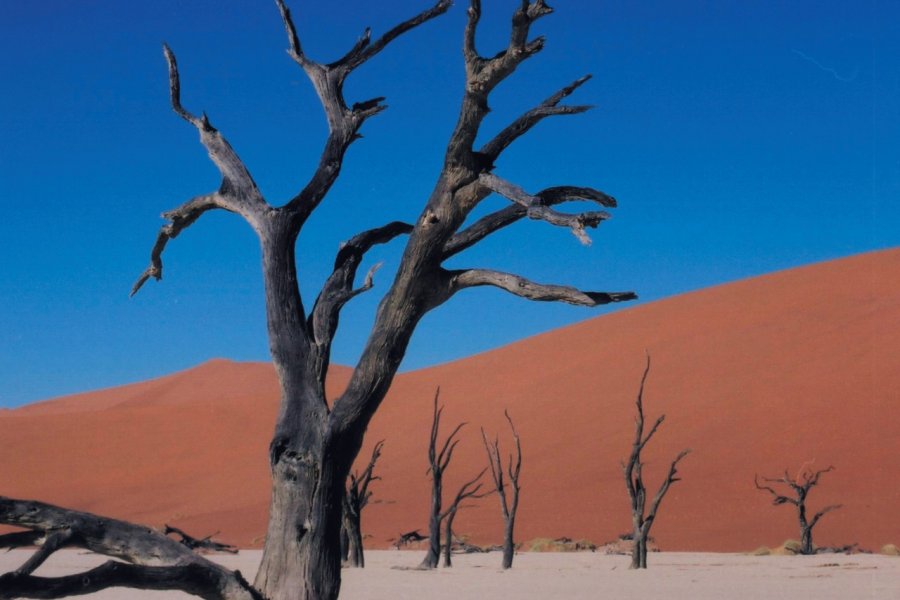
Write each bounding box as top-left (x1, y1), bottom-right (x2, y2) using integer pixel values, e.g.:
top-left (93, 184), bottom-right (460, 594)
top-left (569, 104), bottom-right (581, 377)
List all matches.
top-left (526, 537), bottom-right (597, 552)
top-left (750, 546), bottom-right (771, 556)
top-left (881, 544), bottom-right (900, 556)
top-left (769, 540), bottom-right (803, 555)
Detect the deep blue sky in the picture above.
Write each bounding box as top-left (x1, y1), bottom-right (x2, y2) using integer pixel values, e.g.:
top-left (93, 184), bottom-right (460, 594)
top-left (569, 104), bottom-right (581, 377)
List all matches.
top-left (1, 1), bottom-right (897, 407)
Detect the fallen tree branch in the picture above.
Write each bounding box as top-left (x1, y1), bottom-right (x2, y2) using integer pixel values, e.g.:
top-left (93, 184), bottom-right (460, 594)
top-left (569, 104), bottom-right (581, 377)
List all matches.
top-left (0, 497), bottom-right (259, 600)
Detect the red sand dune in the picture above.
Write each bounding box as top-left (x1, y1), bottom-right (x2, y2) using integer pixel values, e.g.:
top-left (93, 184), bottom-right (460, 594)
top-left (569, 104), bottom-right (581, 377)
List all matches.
top-left (2, 249), bottom-right (898, 552)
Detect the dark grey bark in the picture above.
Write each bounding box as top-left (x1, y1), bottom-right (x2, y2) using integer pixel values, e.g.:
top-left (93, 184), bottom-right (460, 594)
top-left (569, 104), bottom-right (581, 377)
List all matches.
top-left (4, 2), bottom-right (636, 599)
top-left (341, 440), bottom-right (383, 568)
top-left (622, 356), bottom-right (690, 569)
top-left (754, 466), bottom-right (841, 555)
top-left (0, 498), bottom-right (260, 600)
top-left (482, 410), bottom-right (522, 569)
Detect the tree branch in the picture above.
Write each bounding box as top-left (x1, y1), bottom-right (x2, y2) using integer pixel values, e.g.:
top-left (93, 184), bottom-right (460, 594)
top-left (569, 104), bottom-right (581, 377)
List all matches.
top-left (309, 221), bottom-right (413, 378)
top-left (0, 561), bottom-right (259, 600)
top-left (448, 268), bottom-right (636, 306)
top-left (162, 45), bottom-right (263, 212)
top-left (443, 183), bottom-right (617, 259)
top-left (131, 194), bottom-right (223, 297)
top-left (0, 497), bottom-right (259, 600)
top-left (645, 448), bottom-right (691, 524)
top-left (134, 44), bottom-right (268, 297)
top-left (0, 531), bottom-right (43, 550)
top-left (445, 0), bottom-right (556, 167)
top-left (480, 75), bottom-right (593, 161)
top-left (311, 222), bottom-right (412, 341)
top-left (275, 0), bottom-right (449, 223)
top-left (478, 173), bottom-right (612, 245)
top-left (754, 475), bottom-right (799, 506)
top-left (338, 0), bottom-right (453, 72)
top-left (809, 504), bottom-right (842, 529)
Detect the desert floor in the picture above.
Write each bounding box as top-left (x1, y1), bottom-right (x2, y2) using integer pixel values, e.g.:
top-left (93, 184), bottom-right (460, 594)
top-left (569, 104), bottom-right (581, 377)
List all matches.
top-left (1, 550), bottom-right (897, 599)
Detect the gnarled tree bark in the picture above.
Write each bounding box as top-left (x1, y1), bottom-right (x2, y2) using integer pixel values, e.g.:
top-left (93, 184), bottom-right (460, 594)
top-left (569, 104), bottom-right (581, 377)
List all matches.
top-left (622, 356), bottom-right (690, 569)
top-left (5, 1), bottom-right (636, 598)
top-left (755, 466), bottom-right (841, 555)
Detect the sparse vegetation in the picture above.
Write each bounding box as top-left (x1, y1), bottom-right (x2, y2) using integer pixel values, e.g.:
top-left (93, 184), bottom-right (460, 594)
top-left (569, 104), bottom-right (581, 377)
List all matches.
top-left (527, 537), bottom-right (598, 553)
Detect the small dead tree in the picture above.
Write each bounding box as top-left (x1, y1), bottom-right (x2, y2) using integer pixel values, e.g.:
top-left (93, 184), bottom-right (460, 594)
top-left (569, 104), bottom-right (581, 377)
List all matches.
top-left (754, 465), bottom-right (842, 555)
top-left (341, 440), bottom-right (383, 568)
top-left (623, 356), bottom-right (690, 569)
top-left (1, 1), bottom-right (635, 598)
top-left (418, 389), bottom-right (483, 569)
top-left (481, 410), bottom-right (522, 569)
top-left (441, 469), bottom-right (489, 568)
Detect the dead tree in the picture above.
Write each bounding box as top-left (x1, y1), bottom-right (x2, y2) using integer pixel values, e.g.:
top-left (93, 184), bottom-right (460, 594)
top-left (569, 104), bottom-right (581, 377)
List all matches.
top-left (482, 410), bottom-right (522, 569)
top-left (755, 466), bottom-right (842, 555)
top-left (419, 389), bottom-right (472, 569)
top-left (341, 440), bottom-right (383, 568)
top-left (1, 1), bottom-right (635, 598)
top-left (623, 356), bottom-right (690, 569)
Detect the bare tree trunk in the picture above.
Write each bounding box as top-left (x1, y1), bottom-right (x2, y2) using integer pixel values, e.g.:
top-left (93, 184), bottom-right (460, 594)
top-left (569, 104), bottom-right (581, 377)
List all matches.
top-left (339, 523), bottom-right (349, 564)
top-left (254, 442), bottom-right (346, 600)
top-left (501, 517), bottom-right (516, 569)
top-left (342, 511), bottom-right (365, 568)
top-left (442, 509), bottom-right (457, 568)
top-left (419, 481), bottom-right (443, 569)
top-left (482, 410), bottom-right (522, 569)
top-left (623, 356), bottom-right (690, 570)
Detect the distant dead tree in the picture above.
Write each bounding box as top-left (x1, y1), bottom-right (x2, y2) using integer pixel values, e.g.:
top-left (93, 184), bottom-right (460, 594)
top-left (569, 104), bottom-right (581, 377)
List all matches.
top-left (623, 356), bottom-right (690, 569)
top-left (419, 389), bottom-right (486, 569)
top-left (754, 465), bottom-right (842, 555)
top-left (482, 410), bottom-right (522, 569)
top-left (341, 440), bottom-right (383, 568)
top-left (441, 470), bottom-right (489, 568)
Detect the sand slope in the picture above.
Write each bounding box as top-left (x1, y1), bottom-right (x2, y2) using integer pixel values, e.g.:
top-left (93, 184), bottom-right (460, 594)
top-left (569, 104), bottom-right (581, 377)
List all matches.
top-left (2, 249), bottom-right (898, 552)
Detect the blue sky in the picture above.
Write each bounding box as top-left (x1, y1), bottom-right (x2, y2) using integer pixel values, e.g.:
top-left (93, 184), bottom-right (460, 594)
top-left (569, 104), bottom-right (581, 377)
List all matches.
top-left (1, 1), bottom-right (897, 407)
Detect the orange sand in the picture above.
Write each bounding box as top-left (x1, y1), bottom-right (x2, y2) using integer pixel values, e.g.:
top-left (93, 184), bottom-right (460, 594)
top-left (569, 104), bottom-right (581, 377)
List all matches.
top-left (2, 249), bottom-right (898, 552)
